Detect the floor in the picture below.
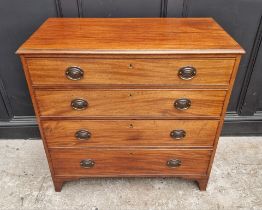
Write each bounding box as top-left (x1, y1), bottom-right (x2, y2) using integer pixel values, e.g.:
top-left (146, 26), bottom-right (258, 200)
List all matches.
top-left (0, 137), bottom-right (261, 210)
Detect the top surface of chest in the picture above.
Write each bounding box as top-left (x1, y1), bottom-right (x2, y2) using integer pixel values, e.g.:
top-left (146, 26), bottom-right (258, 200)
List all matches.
top-left (17, 18), bottom-right (244, 55)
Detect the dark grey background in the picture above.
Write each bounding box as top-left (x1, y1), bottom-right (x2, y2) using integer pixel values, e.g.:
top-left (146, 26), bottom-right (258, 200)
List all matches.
top-left (0, 0), bottom-right (262, 138)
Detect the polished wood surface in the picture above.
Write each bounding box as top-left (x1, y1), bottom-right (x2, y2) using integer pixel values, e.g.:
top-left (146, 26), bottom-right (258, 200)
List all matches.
top-left (17, 18), bottom-right (244, 191)
top-left (50, 148), bottom-right (212, 176)
top-left (35, 89), bottom-right (226, 117)
top-left (206, 55), bottom-right (242, 181)
top-left (17, 18), bottom-right (244, 55)
top-left (27, 58), bottom-right (235, 86)
top-left (42, 120), bottom-right (219, 147)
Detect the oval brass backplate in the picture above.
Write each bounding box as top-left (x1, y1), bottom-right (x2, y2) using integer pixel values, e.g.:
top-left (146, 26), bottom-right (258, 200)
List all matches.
top-left (167, 159), bottom-right (182, 168)
top-left (75, 129), bottom-right (91, 140)
top-left (170, 130), bottom-right (186, 140)
top-left (178, 66), bottom-right (197, 80)
top-left (174, 98), bottom-right (191, 110)
top-left (71, 99), bottom-right (88, 110)
top-left (80, 159), bottom-right (95, 168)
top-left (65, 66), bottom-right (84, 80)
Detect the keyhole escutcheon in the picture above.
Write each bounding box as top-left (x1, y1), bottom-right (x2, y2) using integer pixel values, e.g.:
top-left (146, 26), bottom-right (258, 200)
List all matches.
top-left (128, 64), bottom-right (134, 69)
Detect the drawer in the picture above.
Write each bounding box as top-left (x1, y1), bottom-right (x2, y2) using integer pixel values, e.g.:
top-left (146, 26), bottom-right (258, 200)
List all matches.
top-left (35, 89), bottom-right (226, 117)
top-left (50, 149), bottom-right (212, 176)
top-left (27, 58), bottom-right (235, 86)
top-left (42, 120), bottom-right (219, 147)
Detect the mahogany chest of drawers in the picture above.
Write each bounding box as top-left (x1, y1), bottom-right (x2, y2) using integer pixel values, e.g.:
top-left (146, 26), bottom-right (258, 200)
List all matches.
top-left (17, 18), bottom-right (244, 191)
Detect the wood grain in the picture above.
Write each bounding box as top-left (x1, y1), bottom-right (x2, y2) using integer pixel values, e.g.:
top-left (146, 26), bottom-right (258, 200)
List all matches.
top-left (16, 18), bottom-right (244, 55)
top-left (17, 18), bottom-right (244, 191)
top-left (206, 55), bottom-right (243, 180)
top-left (42, 119), bottom-right (219, 147)
top-left (27, 58), bottom-right (235, 86)
top-left (50, 148), bottom-right (212, 176)
top-left (35, 89), bottom-right (226, 117)
top-left (19, 56), bottom-right (58, 188)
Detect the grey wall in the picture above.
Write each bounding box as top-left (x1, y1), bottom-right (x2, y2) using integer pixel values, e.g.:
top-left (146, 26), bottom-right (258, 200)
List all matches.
top-left (0, 0), bottom-right (262, 138)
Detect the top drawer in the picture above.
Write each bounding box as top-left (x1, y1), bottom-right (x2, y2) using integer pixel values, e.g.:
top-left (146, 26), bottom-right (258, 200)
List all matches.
top-left (26, 58), bottom-right (235, 86)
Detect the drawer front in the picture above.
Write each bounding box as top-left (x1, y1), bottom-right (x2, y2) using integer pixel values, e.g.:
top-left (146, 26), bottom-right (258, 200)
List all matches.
top-left (35, 90), bottom-right (226, 117)
top-left (42, 120), bottom-right (219, 147)
top-left (27, 58), bottom-right (235, 86)
top-left (51, 149), bottom-right (212, 176)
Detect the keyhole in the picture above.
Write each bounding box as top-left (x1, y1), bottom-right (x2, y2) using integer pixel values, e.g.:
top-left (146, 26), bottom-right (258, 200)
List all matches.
top-left (129, 124), bottom-right (133, 128)
top-left (129, 93), bottom-right (132, 96)
top-left (128, 64), bottom-right (133, 69)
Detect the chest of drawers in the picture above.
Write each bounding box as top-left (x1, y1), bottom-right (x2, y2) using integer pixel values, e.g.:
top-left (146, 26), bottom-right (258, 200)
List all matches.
top-left (17, 18), bottom-right (244, 191)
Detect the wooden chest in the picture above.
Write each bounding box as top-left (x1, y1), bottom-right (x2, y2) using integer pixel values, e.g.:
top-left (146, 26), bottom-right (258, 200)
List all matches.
top-left (17, 18), bottom-right (244, 191)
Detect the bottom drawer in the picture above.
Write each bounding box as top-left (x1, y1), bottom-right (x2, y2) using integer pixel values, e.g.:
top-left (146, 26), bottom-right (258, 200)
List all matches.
top-left (50, 149), bottom-right (212, 176)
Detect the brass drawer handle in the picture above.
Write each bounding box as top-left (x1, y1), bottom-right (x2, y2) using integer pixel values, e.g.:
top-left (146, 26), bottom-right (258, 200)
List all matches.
top-left (170, 130), bottom-right (186, 140)
top-left (80, 159), bottom-right (95, 168)
top-left (174, 98), bottom-right (191, 110)
top-left (178, 66), bottom-right (196, 80)
top-left (65, 66), bottom-right (84, 80)
top-left (71, 99), bottom-right (88, 110)
top-left (167, 159), bottom-right (182, 168)
top-left (75, 129), bottom-right (91, 140)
